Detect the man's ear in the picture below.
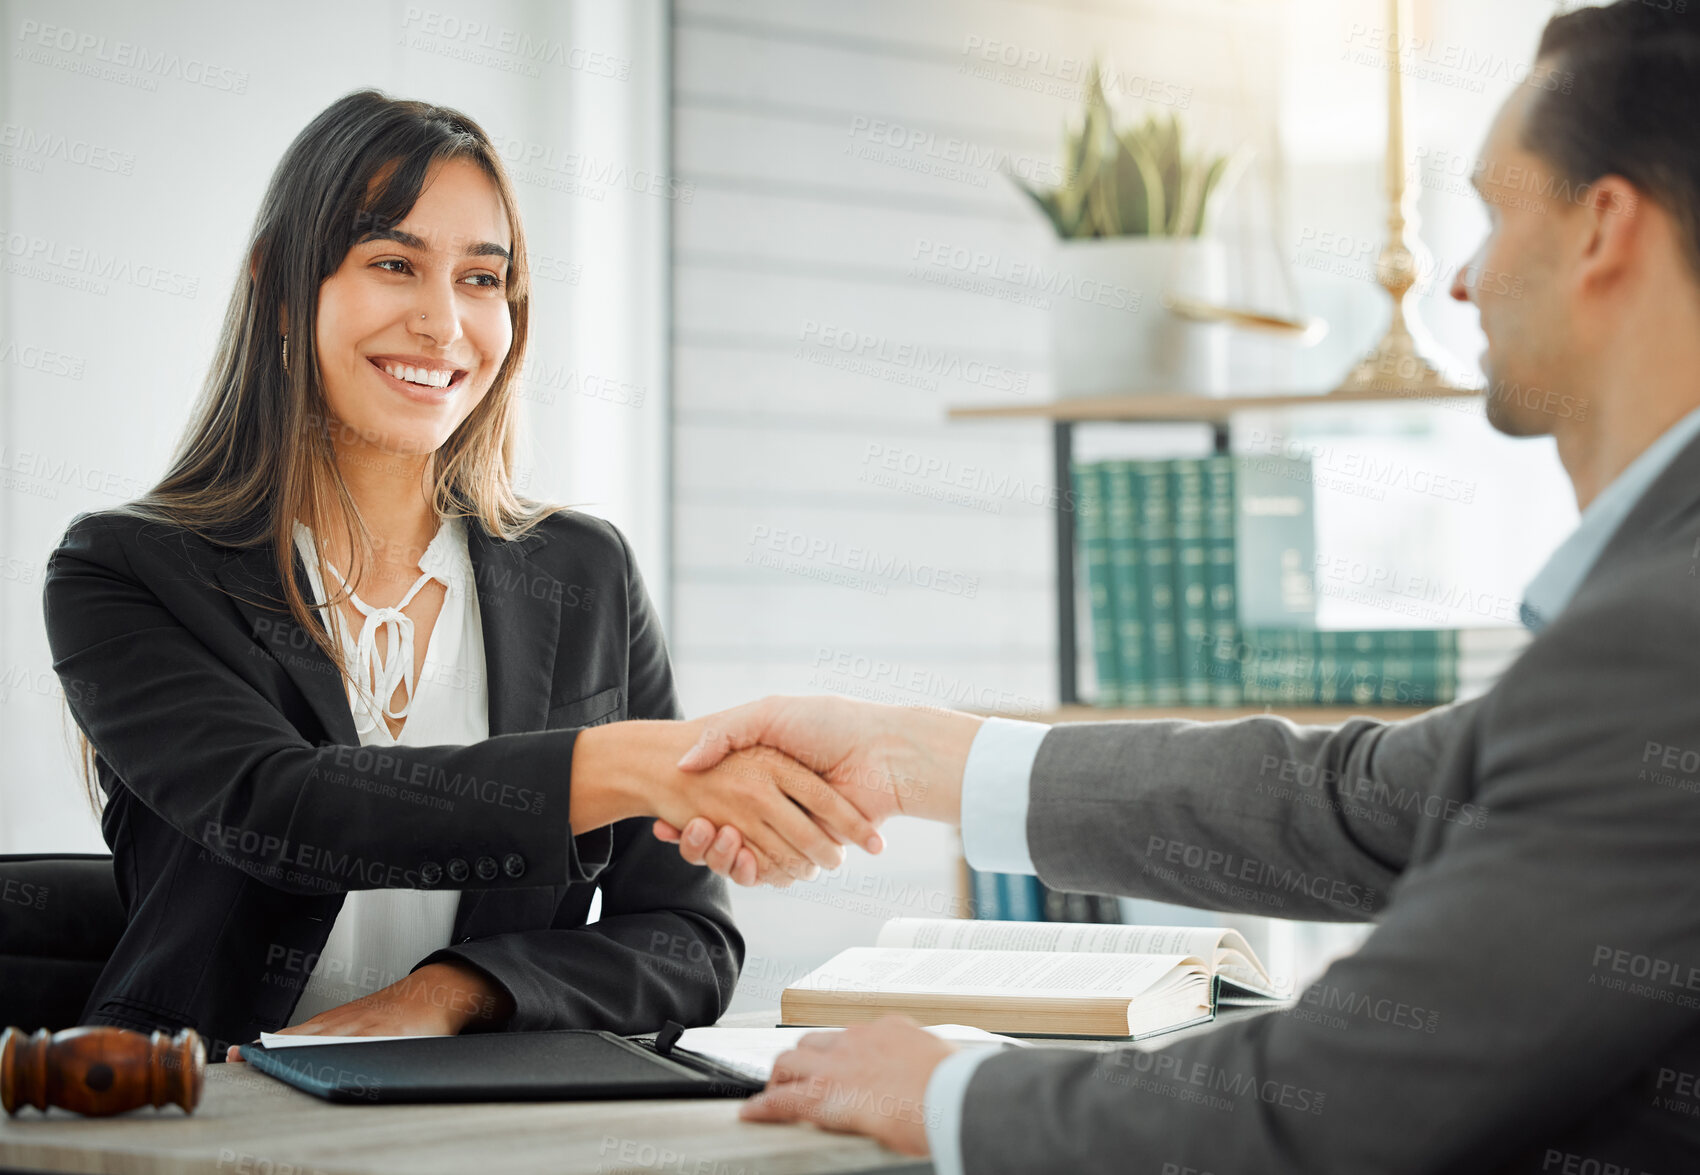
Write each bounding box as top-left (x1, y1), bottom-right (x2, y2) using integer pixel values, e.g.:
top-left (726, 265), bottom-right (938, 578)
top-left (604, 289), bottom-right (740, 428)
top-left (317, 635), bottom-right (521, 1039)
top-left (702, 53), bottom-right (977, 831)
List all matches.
top-left (1575, 174), bottom-right (1644, 296)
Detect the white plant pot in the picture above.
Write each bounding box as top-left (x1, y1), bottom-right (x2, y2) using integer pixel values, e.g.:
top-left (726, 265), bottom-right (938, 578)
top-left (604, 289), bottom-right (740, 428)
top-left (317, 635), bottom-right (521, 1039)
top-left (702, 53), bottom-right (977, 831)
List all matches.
top-left (1050, 237), bottom-right (1229, 397)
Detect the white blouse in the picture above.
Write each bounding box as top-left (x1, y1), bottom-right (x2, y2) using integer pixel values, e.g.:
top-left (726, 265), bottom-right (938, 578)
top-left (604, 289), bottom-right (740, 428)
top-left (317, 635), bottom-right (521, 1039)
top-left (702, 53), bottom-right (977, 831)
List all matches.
top-left (285, 513), bottom-right (489, 1026)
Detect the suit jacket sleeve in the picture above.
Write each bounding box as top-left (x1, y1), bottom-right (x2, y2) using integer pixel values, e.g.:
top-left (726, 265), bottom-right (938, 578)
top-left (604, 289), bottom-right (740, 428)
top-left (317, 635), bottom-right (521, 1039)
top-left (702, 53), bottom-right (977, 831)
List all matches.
top-left (414, 523), bottom-right (744, 1032)
top-left (1024, 693), bottom-right (1490, 923)
top-left (959, 582), bottom-right (1700, 1174)
top-left (43, 510), bottom-right (612, 895)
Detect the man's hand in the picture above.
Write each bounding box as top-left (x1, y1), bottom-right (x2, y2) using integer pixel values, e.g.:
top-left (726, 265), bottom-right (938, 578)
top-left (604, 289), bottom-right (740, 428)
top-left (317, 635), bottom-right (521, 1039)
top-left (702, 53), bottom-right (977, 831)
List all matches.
top-left (653, 697), bottom-right (983, 886)
top-left (573, 718), bottom-right (884, 886)
top-left (224, 960), bottom-right (513, 1062)
top-left (738, 1016), bottom-right (955, 1156)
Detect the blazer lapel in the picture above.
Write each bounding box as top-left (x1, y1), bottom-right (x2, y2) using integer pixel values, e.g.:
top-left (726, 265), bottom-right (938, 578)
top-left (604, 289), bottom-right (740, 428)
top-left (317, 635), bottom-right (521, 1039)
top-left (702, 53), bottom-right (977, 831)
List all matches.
top-left (214, 540), bottom-right (360, 746)
top-left (465, 520), bottom-right (561, 736)
top-left (457, 520), bottom-right (564, 937)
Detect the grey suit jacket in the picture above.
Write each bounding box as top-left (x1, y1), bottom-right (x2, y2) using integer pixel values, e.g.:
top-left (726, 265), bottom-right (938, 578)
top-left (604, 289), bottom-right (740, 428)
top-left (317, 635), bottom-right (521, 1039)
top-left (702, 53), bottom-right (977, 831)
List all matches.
top-left (961, 431), bottom-right (1700, 1174)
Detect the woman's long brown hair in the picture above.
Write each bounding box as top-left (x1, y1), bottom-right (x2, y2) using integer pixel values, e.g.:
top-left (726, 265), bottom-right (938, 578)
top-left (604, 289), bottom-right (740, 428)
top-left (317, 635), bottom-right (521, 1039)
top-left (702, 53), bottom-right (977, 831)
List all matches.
top-left (70, 89), bottom-right (563, 811)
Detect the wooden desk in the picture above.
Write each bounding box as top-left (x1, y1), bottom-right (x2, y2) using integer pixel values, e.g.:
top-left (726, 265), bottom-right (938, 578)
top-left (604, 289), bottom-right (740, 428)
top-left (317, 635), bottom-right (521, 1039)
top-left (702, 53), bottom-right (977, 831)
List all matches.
top-left (0, 1005), bottom-right (930, 1175)
top-left (0, 1060), bottom-right (932, 1175)
top-left (0, 1009), bottom-right (1279, 1174)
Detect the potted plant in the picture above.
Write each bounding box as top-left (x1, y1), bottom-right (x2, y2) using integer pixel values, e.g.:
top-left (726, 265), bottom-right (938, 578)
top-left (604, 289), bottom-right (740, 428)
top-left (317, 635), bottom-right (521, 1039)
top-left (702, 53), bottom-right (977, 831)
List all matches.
top-left (1016, 64), bottom-right (1242, 396)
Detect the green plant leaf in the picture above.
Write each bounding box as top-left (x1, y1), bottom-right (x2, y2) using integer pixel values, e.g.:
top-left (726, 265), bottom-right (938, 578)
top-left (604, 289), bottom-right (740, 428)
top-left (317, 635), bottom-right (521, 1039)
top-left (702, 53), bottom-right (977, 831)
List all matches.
top-left (1107, 133), bottom-right (1150, 237)
top-left (1005, 56), bottom-right (1235, 239)
top-left (1013, 177), bottom-right (1076, 238)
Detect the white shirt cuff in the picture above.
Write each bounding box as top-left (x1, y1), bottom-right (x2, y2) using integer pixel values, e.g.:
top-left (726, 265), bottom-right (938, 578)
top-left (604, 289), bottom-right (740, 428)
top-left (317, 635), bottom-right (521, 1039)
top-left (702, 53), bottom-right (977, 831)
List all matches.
top-left (960, 717), bottom-right (1048, 875)
top-left (924, 1047), bottom-right (998, 1175)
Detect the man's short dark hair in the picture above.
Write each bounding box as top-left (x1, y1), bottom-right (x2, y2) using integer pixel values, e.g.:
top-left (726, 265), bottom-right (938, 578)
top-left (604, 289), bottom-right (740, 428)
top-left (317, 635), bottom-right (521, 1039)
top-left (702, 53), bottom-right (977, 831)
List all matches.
top-left (1527, 3), bottom-right (1700, 278)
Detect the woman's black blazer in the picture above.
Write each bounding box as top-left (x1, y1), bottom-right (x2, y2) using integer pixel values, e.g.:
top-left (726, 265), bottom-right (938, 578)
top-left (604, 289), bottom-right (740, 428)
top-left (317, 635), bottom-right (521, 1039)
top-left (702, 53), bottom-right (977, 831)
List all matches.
top-left (41, 506), bottom-right (742, 1059)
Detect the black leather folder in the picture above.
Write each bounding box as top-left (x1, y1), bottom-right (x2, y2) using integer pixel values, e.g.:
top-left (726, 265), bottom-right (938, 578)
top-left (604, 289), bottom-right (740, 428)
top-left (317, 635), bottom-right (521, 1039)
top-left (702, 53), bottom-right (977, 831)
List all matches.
top-left (238, 1022), bottom-right (764, 1104)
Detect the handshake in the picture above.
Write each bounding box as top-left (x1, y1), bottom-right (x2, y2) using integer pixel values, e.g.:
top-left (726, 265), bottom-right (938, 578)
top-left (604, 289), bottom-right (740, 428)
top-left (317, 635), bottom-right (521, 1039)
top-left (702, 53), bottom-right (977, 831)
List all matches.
top-left (573, 696), bottom-right (985, 888)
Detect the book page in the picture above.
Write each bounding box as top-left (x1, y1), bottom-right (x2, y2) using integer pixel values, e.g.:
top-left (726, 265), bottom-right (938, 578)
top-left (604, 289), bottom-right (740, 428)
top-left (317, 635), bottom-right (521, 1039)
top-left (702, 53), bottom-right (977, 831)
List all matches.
top-left (790, 947), bottom-right (1205, 1001)
top-left (673, 1024), bottom-right (1026, 1083)
top-left (876, 918), bottom-right (1270, 985)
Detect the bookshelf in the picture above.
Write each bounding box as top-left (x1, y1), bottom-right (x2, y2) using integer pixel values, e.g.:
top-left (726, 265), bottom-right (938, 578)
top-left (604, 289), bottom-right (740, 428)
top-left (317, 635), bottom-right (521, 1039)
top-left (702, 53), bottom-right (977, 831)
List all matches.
top-left (947, 387), bottom-right (1485, 710)
top-left (944, 389), bottom-right (1487, 924)
top-left (1021, 704), bottom-right (1432, 725)
top-left (948, 388), bottom-right (1483, 423)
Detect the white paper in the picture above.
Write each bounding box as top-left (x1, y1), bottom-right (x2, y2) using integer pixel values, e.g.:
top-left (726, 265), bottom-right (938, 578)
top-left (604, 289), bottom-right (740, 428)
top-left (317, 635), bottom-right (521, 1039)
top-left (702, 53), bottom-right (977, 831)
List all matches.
top-left (257, 1031), bottom-right (449, 1048)
top-left (672, 1023), bottom-right (1026, 1083)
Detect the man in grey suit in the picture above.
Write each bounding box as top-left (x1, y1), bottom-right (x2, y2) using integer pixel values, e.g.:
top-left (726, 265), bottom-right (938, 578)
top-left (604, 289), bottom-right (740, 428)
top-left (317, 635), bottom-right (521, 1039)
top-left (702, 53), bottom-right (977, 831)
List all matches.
top-left (657, 4), bottom-right (1700, 1172)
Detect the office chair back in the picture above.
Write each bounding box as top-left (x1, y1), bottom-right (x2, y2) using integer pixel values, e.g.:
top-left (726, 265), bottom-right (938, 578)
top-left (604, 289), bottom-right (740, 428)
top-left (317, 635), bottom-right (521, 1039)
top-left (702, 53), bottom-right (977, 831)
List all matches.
top-left (0, 853), bottom-right (125, 1030)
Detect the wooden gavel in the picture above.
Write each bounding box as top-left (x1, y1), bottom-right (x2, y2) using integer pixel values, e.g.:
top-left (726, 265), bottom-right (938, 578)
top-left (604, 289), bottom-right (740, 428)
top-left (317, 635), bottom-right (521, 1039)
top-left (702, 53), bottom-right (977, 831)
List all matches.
top-left (1, 1025), bottom-right (204, 1116)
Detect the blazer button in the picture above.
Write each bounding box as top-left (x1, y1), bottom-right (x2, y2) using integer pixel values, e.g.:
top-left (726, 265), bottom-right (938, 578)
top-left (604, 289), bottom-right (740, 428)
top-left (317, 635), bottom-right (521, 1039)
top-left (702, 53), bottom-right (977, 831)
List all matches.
top-left (446, 857), bottom-right (470, 884)
top-left (475, 856), bottom-right (499, 882)
top-left (419, 861), bottom-right (443, 887)
top-left (502, 853), bottom-right (526, 879)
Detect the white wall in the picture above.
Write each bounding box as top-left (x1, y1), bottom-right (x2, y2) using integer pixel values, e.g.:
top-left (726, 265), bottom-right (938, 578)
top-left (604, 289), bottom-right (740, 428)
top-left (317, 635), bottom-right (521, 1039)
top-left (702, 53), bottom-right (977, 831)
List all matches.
top-left (0, 0), bottom-right (673, 852)
top-left (669, 0), bottom-right (1582, 1010)
top-left (0, 0), bottom-right (1592, 1013)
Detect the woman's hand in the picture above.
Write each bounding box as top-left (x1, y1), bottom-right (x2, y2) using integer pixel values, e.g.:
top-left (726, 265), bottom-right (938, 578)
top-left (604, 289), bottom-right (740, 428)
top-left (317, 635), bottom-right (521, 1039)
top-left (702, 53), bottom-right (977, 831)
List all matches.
top-left (569, 719), bottom-right (883, 887)
top-left (646, 743), bottom-right (882, 887)
top-left (224, 960), bottom-right (513, 1062)
top-left (652, 697), bottom-right (984, 886)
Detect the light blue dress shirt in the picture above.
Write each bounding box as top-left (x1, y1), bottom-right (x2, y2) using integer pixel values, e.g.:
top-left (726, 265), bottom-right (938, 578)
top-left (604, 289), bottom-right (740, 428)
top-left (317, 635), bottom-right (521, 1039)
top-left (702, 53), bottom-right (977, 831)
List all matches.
top-left (924, 717), bottom-right (1049, 1175)
top-left (924, 406), bottom-right (1700, 1174)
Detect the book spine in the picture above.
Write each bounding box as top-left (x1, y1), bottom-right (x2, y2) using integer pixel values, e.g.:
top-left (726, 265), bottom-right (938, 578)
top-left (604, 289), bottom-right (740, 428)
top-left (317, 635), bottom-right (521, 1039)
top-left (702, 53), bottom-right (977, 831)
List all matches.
top-left (999, 874), bottom-right (1044, 921)
top-left (1135, 460), bottom-right (1182, 705)
top-left (1171, 459), bottom-right (1212, 706)
top-left (1234, 454), bottom-right (1318, 629)
top-left (1325, 631), bottom-right (1462, 706)
top-left (1315, 630), bottom-right (1341, 704)
top-left (1103, 461), bottom-right (1148, 706)
top-left (1273, 628), bottom-right (1312, 705)
top-left (1073, 462), bottom-right (1120, 707)
top-left (1204, 455), bottom-right (1241, 706)
top-left (970, 868), bottom-right (1002, 920)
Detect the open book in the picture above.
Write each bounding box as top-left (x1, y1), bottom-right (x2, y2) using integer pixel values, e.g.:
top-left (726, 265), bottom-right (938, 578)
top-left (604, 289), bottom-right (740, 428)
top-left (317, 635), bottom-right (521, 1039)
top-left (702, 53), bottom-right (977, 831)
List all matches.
top-left (780, 918), bottom-right (1288, 1040)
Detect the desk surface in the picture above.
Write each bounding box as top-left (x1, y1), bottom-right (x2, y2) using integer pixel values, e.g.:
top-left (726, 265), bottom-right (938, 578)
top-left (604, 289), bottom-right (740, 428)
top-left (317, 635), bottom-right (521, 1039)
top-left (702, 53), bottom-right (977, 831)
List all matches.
top-left (0, 1062), bottom-right (932, 1175)
top-left (0, 1009), bottom-right (1276, 1175)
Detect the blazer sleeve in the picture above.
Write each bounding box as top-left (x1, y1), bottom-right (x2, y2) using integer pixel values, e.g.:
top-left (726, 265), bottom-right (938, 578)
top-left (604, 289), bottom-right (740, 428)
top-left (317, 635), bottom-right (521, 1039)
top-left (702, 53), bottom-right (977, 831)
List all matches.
top-left (42, 510), bottom-right (613, 895)
top-left (957, 582), bottom-right (1700, 1174)
top-left (1022, 694), bottom-right (1488, 922)
top-left (412, 521), bottom-right (744, 1033)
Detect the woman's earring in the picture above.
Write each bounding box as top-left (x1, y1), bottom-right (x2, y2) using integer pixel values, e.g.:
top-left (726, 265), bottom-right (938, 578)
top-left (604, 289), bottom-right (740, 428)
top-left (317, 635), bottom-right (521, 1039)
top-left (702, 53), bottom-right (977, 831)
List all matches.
top-left (281, 334), bottom-right (289, 375)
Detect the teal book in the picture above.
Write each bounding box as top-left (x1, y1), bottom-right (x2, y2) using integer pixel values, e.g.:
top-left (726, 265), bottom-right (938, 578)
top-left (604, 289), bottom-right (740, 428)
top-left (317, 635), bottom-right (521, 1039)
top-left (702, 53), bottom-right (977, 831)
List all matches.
top-left (1244, 628), bottom-right (1313, 704)
top-left (1134, 460), bottom-right (1182, 705)
top-left (1203, 455), bottom-right (1241, 706)
top-left (1103, 461), bottom-right (1148, 706)
top-left (1073, 462), bottom-right (1120, 707)
top-left (970, 868), bottom-right (1002, 920)
top-left (1304, 630), bottom-right (1463, 705)
top-left (998, 874), bottom-right (1044, 921)
top-left (1314, 630), bottom-right (1343, 704)
top-left (1235, 455), bottom-right (1317, 629)
top-left (1170, 459), bottom-right (1212, 706)
top-left (1279, 628), bottom-right (1316, 705)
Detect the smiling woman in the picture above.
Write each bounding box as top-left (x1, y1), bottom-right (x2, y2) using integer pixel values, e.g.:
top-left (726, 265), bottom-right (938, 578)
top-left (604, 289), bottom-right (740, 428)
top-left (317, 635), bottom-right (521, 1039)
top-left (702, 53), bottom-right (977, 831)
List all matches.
top-left (38, 89), bottom-right (879, 1059)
